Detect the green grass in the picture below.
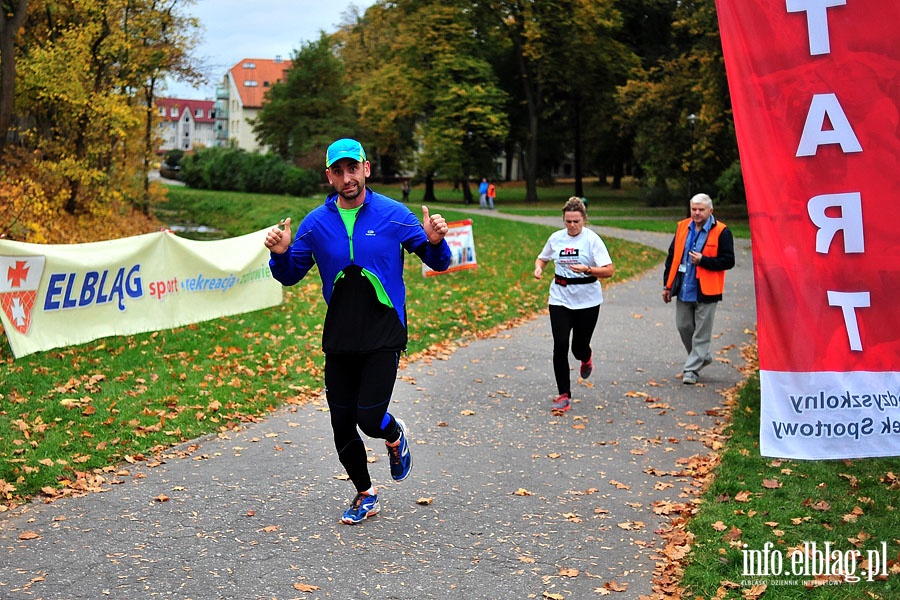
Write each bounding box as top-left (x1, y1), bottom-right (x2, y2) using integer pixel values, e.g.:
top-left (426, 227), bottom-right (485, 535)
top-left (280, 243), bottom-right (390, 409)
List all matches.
top-left (680, 375), bottom-right (900, 599)
top-left (0, 185), bottom-right (664, 505)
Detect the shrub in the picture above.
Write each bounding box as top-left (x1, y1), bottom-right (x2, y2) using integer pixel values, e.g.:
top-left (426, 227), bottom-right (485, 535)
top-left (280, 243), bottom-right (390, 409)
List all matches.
top-left (715, 160), bottom-right (745, 204)
top-left (179, 147), bottom-right (318, 196)
top-left (163, 149), bottom-right (185, 168)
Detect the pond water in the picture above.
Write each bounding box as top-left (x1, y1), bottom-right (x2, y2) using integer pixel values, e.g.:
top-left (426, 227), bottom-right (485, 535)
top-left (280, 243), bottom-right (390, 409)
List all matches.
top-left (164, 223), bottom-right (227, 240)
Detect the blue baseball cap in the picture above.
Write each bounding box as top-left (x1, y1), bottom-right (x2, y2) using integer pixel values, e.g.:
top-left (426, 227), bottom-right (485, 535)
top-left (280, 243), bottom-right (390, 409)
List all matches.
top-left (325, 138), bottom-right (366, 168)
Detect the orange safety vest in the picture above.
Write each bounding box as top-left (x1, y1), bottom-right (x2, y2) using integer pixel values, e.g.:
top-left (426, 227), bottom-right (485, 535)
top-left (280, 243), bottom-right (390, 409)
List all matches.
top-left (666, 218), bottom-right (728, 296)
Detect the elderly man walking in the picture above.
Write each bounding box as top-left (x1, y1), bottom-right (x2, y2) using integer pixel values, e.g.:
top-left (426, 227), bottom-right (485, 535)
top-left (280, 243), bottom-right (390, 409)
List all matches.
top-left (662, 193), bottom-right (735, 385)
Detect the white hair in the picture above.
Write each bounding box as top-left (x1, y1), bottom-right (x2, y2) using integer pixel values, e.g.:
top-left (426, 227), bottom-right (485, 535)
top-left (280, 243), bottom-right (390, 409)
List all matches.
top-left (690, 193), bottom-right (713, 209)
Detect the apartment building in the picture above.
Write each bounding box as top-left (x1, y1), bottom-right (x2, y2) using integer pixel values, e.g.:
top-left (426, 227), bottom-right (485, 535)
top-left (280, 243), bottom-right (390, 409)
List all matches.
top-left (215, 57), bottom-right (290, 153)
top-left (155, 97), bottom-right (216, 152)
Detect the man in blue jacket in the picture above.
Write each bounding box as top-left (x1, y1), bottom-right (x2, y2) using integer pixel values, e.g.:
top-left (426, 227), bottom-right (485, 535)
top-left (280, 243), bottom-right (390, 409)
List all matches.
top-left (265, 138), bottom-right (451, 524)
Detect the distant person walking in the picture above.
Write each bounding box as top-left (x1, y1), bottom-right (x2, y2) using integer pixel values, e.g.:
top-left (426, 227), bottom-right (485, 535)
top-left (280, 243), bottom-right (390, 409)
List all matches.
top-left (401, 179), bottom-right (410, 202)
top-left (533, 197), bottom-right (614, 413)
top-left (487, 182), bottom-right (496, 210)
top-left (478, 177), bottom-right (489, 208)
top-left (265, 138), bottom-right (451, 524)
top-left (662, 193), bottom-right (735, 385)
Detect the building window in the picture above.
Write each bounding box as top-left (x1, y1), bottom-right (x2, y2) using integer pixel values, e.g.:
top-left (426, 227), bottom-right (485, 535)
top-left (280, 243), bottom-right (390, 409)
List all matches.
top-left (263, 81), bottom-right (270, 87)
top-left (158, 106), bottom-right (166, 116)
top-left (243, 62), bottom-right (255, 69)
top-left (244, 80), bottom-right (258, 87)
top-left (170, 107), bottom-right (178, 117)
top-left (195, 108), bottom-right (203, 118)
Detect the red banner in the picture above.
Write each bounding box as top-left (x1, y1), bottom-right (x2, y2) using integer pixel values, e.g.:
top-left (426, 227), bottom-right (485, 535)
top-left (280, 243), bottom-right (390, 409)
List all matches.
top-left (716, 0), bottom-right (900, 458)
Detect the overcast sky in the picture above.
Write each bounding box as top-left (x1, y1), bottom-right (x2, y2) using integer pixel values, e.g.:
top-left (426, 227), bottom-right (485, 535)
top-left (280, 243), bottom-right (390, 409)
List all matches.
top-left (164, 0), bottom-right (377, 99)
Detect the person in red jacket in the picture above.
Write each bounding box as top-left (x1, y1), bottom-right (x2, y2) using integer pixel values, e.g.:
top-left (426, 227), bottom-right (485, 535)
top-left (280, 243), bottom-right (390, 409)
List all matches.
top-left (662, 193), bottom-right (735, 385)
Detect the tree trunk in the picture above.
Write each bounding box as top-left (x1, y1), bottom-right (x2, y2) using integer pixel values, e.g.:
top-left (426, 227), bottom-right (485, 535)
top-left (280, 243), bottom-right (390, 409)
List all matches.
top-left (462, 179), bottom-right (473, 205)
top-left (612, 158), bottom-right (623, 190)
top-left (573, 96), bottom-right (584, 198)
top-left (422, 172), bottom-right (436, 203)
top-left (0, 0), bottom-right (29, 148)
top-left (515, 44), bottom-right (540, 204)
top-left (141, 78), bottom-right (158, 216)
top-left (504, 140), bottom-right (515, 182)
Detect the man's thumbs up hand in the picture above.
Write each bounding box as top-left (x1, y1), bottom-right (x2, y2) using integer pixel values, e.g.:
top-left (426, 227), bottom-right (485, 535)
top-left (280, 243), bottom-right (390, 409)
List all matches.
top-left (265, 217), bottom-right (292, 254)
top-left (422, 206), bottom-right (448, 244)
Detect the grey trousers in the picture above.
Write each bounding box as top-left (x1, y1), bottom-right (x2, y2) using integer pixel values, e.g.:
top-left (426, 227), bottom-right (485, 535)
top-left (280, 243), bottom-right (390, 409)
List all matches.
top-left (675, 299), bottom-right (718, 373)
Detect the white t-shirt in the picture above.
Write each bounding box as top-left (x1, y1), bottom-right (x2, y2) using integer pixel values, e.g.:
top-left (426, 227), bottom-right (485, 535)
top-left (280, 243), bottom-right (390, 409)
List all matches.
top-left (538, 227), bottom-right (613, 309)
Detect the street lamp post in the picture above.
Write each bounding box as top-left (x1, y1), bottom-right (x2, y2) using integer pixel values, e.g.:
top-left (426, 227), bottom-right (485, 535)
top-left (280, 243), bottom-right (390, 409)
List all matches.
top-left (687, 113), bottom-right (698, 200)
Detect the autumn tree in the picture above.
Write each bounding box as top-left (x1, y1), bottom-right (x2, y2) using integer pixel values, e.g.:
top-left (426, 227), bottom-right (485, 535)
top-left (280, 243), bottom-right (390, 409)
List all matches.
top-left (338, 1), bottom-right (508, 202)
top-left (616, 0), bottom-right (737, 204)
top-left (605, 0), bottom-right (677, 189)
top-left (531, 0), bottom-right (636, 197)
top-left (334, 1), bottom-right (415, 179)
top-left (0, 0), bottom-right (29, 146)
top-left (466, 0), bottom-right (546, 203)
top-left (460, 1), bottom-right (626, 202)
top-left (252, 33), bottom-right (355, 167)
top-left (124, 0), bottom-right (203, 214)
top-left (1, 0), bottom-right (200, 241)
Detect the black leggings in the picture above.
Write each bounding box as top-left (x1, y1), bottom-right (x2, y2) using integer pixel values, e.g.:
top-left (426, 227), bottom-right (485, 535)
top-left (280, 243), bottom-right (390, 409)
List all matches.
top-left (324, 351), bottom-right (401, 493)
top-left (548, 304), bottom-right (600, 396)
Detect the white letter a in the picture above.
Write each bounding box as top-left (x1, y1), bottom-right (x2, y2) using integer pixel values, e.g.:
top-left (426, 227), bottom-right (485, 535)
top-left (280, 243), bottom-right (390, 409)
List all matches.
top-left (797, 93), bottom-right (862, 157)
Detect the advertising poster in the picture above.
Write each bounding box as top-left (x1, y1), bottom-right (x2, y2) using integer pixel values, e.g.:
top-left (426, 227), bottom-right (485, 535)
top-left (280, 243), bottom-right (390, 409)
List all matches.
top-left (716, 0), bottom-right (900, 458)
top-left (1, 230), bottom-right (282, 358)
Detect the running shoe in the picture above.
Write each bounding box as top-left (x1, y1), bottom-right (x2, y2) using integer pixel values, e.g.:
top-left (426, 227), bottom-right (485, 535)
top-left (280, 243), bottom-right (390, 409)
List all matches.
top-left (386, 418), bottom-right (412, 481)
top-left (340, 490), bottom-right (380, 525)
top-left (551, 393), bottom-right (571, 412)
top-left (682, 370), bottom-right (698, 385)
top-left (580, 355), bottom-right (594, 379)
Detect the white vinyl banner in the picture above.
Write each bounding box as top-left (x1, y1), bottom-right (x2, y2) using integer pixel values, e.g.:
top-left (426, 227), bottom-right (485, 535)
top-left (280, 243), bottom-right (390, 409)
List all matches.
top-left (0, 229), bottom-right (282, 358)
top-left (761, 371), bottom-right (900, 460)
top-left (423, 219), bottom-right (477, 277)
top-left (717, 0), bottom-right (900, 458)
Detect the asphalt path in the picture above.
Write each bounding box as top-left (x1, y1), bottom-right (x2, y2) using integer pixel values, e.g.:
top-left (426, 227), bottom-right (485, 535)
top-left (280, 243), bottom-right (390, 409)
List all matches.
top-left (0, 211), bottom-right (757, 600)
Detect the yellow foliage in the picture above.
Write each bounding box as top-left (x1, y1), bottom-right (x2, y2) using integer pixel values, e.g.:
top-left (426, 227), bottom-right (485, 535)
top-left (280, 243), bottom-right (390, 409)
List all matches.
top-left (1, 151), bottom-right (163, 244)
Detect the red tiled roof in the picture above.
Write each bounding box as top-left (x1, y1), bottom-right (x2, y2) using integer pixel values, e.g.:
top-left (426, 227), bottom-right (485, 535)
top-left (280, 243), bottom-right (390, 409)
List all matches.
top-left (229, 58), bottom-right (290, 108)
top-left (155, 97), bottom-right (216, 123)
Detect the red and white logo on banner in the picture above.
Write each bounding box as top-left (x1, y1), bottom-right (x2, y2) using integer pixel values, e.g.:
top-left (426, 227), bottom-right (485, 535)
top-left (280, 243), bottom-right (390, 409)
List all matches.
top-left (1, 256), bottom-right (46, 335)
